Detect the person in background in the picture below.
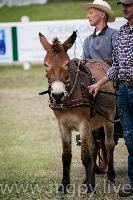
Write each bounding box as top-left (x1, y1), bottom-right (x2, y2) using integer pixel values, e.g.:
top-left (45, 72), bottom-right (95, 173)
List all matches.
top-left (83, 0), bottom-right (118, 64)
top-left (88, 0), bottom-right (133, 197)
top-left (80, 0), bottom-right (118, 174)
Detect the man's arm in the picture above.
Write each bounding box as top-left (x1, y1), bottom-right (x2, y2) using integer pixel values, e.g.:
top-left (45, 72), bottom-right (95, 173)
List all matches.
top-left (87, 75), bottom-right (109, 97)
top-left (107, 33), bottom-right (119, 81)
top-left (111, 30), bottom-right (118, 49)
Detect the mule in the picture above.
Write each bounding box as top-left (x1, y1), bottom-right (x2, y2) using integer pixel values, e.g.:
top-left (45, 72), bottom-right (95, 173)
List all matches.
top-left (39, 31), bottom-right (116, 195)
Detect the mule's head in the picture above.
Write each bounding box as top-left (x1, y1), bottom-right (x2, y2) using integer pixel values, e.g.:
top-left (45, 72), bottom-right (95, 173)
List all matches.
top-left (39, 31), bottom-right (77, 104)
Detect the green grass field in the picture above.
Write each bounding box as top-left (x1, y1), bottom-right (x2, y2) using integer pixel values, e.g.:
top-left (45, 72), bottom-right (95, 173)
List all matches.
top-left (0, 65), bottom-right (131, 200)
top-left (0, 0), bottom-right (123, 22)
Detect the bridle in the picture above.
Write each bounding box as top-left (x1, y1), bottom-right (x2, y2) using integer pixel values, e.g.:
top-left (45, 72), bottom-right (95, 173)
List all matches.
top-left (40, 60), bottom-right (81, 100)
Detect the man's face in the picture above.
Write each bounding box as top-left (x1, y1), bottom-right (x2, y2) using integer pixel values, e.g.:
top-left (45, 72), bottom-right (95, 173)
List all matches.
top-left (87, 7), bottom-right (105, 26)
top-left (122, 3), bottom-right (133, 21)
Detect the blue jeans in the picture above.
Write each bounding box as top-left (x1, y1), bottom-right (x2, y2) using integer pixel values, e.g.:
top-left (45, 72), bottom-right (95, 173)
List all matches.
top-left (117, 84), bottom-right (133, 184)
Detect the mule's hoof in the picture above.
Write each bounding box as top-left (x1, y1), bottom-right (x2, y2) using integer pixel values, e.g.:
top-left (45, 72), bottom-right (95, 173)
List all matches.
top-left (81, 182), bottom-right (96, 195)
top-left (58, 185), bottom-right (67, 196)
top-left (82, 178), bottom-right (87, 184)
top-left (88, 190), bottom-right (96, 197)
top-left (58, 190), bottom-right (67, 196)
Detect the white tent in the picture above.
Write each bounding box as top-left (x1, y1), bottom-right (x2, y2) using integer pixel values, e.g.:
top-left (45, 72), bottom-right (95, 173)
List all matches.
top-left (0, 0), bottom-right (48, 7)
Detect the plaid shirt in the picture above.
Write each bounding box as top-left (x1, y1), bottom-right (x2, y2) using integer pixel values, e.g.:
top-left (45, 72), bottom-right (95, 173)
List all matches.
top-left (107, 23), bottom-right (133, 81)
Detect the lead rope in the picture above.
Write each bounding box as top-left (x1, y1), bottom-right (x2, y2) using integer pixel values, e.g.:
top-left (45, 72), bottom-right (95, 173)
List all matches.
top-left (74, 30), bottom-right (88, 59)
top-left (74, 33), bottom-right (77, 58)
top-left (77, 30), bottom-right (90, 59)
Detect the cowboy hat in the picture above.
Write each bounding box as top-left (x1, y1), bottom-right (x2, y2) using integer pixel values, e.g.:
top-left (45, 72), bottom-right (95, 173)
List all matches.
top-left (117, 0), bottom-right (133, 5)
top-left (84, 0), bottom-right (116, 22)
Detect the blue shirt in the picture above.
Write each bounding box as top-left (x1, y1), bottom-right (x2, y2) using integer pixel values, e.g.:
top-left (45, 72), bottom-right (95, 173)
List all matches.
top-left (83, 26), bottom-right (118, 60)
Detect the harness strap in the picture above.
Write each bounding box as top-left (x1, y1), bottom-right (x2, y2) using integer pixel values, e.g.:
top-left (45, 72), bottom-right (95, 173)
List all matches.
top-left (66, 61), bottom-right (80, 97)
top-left (83, 85), bottom-right (116, 123)
top-left (99, 90), bottom-right (117, 96)
top-left (39, 89), bottom-right (50, 95)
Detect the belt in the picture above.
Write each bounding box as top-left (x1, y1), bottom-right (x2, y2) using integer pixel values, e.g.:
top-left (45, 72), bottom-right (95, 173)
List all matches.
top-left (120, 80), bottom-right (133, 87)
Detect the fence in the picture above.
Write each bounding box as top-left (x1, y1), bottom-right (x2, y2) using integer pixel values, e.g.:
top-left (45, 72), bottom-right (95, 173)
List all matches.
top-left (0, 18), bottom-right (127, 64)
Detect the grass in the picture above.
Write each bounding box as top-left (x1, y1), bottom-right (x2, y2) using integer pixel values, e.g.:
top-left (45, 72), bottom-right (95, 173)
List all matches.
top-left (0, 1), bottom-right (123, 23)
top-left (0, 65), bottom-right (131, 199)
top-left (0, 65), bottom-right (47, 89)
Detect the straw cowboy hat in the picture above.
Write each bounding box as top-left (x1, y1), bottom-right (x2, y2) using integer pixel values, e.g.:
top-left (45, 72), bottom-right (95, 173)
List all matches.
top-left (84, 0), bottom-right (116, 22)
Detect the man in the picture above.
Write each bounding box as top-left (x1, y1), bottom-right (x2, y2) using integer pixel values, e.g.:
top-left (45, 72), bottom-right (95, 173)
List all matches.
top-left (83, 0), bottom-right (118, 62)
top-left (81, 0), bottom-right (118, 174)
top-left (88, 0), bottom-right (133, 197)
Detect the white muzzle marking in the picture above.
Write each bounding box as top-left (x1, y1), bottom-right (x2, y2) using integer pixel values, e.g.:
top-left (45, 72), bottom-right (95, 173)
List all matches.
top-left (51, 81), bottom-right (66, 95)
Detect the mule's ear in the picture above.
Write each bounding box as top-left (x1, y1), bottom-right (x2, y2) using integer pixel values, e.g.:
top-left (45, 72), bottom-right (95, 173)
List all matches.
top-left (39, 32), bottom-right (51, 51)
top-left (62, 31), bottom-right (77, 52)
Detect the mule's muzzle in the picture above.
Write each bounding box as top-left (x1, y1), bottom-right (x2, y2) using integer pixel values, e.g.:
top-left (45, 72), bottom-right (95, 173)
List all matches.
top-left (52, 92), bottom-right (65, 104)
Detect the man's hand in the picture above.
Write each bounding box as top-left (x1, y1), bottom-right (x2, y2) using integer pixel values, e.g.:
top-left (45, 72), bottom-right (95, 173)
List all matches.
top-left (87, 83), bottom-right (101, 97)
top-left (88, 76), bottom-right (109, 97)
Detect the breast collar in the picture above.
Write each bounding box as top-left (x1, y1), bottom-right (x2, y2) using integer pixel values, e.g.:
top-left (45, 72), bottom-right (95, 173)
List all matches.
top-left (91, 26), bottom-right (108, 37)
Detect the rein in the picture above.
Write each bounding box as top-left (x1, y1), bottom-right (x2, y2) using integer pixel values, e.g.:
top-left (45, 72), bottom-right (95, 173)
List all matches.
top-left (66, 60), bottom-right (80, 97)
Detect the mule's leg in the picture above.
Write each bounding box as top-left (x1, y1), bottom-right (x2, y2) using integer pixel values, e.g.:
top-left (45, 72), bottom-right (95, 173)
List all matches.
top-left (58, 124), bottom-right (72, 195)
top-left (93, 128), bottom-right (107, 173)
top-left (104, 123), bottom-right (115, 183)
top-left (99, 136), bottom-right (107, 170)
top-left (80, 122), bottom-right (97, 193)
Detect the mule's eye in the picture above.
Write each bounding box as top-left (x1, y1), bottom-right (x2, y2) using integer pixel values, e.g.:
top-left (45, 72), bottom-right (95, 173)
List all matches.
top-left (65, 62), bottom-right (69, 68)
top-left (44, 63), bottom-right (48, 68)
